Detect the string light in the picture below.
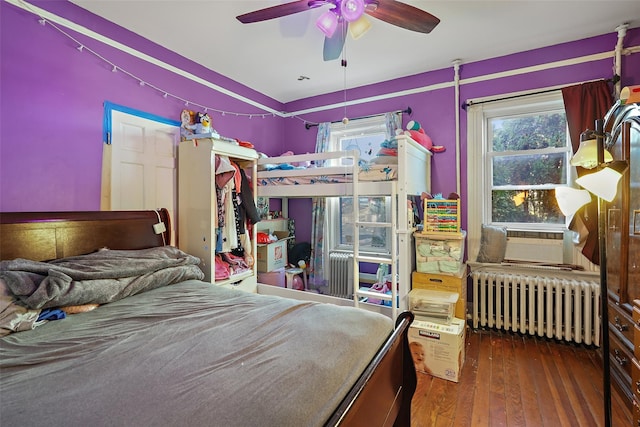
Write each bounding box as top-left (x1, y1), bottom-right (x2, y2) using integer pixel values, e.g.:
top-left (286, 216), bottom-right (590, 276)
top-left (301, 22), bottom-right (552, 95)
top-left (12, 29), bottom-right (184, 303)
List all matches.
top-left (30, 8), bottom-right (317, 125)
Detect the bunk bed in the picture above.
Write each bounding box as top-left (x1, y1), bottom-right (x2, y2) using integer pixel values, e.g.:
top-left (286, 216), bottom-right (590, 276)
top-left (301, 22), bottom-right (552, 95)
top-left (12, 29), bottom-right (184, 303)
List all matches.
top-left (256, 134), bottom-right (432, 319)
top-left (0, 209), bottom-right (417, 427)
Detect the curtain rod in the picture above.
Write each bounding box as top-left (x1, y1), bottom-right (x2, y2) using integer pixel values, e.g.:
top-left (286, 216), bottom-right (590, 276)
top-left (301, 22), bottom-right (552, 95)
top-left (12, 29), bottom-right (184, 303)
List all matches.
top-left (304, 107), bottom-right (412, 129)
top-left (462, 75), bottom-right (619, 110)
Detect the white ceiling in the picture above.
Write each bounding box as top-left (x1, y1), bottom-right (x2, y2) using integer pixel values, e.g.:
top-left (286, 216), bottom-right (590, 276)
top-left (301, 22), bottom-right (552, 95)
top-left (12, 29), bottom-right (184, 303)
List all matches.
top-left (70, 1), bottom-right (639, 104)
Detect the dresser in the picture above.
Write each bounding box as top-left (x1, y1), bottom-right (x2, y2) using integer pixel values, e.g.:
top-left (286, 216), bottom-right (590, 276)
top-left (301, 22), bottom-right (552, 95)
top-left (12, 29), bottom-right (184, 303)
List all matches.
top-left (604, 103), bottom-right (640, 422)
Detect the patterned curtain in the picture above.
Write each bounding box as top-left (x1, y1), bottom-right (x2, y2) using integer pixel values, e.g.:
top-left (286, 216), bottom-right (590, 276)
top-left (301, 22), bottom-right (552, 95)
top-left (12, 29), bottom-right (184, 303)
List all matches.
top-left (309, 122), bottom-right (331, 288)
top-left (385, 111), bottom-right (402, 138)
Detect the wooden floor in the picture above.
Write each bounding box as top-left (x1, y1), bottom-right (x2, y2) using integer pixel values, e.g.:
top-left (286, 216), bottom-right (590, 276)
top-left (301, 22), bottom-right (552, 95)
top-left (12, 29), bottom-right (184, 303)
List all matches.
top-left (411, 327), bottom-right (632, 427)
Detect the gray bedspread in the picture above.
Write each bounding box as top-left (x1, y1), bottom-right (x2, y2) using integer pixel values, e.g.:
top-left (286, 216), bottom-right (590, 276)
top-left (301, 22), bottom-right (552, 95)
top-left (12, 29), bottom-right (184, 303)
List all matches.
top-left (0, 280), bottom-right (393, 427)
top-left (0, 246), bottom-right (204, 309)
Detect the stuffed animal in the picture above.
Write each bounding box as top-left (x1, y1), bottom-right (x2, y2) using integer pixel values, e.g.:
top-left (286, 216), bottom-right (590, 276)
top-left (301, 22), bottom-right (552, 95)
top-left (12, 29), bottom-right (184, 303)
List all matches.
top-left (185, 111), bottom-right (213, 135)
top-left (194, 112), bottom-right (212, 134)
top-left (180, 109), bottom-right (195, 140)
top-left (404, 120), bottom-right (445, 153)
top-left (280, 150), bottom-right (311, 168)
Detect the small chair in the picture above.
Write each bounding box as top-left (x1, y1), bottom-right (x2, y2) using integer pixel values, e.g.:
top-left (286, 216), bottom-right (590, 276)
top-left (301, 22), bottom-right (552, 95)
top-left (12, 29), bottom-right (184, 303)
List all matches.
top-left (285, 267), bottom-right (307, 290)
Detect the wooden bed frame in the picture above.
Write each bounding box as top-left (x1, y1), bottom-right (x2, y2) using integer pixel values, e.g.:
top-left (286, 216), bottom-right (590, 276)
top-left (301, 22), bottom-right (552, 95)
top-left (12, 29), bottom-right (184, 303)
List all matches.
top-left (0, 209), bottom-right (416, 427)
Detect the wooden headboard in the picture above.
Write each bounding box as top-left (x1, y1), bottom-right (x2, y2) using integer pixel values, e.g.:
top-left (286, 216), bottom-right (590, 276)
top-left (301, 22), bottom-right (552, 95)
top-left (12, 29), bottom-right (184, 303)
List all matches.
top-left (0, 209), bottom-right (171, 261)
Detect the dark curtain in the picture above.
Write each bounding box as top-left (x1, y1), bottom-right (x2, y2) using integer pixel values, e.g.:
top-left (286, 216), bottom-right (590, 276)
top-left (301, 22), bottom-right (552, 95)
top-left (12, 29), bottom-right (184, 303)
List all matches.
top-left (561, 80), bottom-right (613, 265)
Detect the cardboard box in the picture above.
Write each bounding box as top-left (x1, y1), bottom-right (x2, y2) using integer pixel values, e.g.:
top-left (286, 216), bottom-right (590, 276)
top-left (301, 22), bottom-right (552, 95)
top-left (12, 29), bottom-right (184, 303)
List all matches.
top-left (257, 268), bottom-right (285, 287)
top-left (415, 231), bottom-right (466, 274)
top-left (257, 231), bottom-right (293, 272)
top-left (412, 267), bottom-right (467, 320)
top-left (255, 219), bottom-right (290, 233)
top-left (408, 317), bottom-right (466, 382)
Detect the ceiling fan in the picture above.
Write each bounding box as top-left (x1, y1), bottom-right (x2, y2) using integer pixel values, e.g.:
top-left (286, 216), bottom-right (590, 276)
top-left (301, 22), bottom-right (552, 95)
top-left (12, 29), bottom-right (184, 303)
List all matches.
top-left (236, 0), bottom-right (440, 61)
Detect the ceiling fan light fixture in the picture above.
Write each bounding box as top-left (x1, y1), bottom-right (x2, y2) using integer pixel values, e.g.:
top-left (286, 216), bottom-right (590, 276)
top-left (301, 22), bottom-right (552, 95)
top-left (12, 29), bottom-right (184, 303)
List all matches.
top-left (316, 10), bottom-right (339, 37)
top-left (348, 14), bottom-right (371, 39)
top-left (341, 0), bottom-right (365, 22)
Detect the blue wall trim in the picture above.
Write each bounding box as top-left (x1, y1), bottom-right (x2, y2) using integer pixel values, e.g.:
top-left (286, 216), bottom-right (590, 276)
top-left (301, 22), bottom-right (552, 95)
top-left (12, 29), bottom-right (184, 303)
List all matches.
top-left (103, 101), bottom-right (180, 144)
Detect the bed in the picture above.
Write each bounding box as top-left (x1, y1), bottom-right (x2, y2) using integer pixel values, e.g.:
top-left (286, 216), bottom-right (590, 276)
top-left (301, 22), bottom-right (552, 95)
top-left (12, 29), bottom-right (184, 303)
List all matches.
top-left (256, 134), bottom-right (432, 318)
top-left (256, 135), bottom-right (431, 199)
top-left (0, 209), bottom-right (417, 427)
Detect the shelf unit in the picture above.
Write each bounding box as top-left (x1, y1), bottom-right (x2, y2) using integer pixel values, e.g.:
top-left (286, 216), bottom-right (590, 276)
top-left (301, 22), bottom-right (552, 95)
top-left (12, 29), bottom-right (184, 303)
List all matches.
top-left (178, 138), bottom-right (259, 292)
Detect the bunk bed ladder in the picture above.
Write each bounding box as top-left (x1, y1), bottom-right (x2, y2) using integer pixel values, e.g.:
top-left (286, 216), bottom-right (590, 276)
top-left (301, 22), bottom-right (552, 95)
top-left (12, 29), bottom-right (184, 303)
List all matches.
top-left (352, 180), bottom-right (399, 321)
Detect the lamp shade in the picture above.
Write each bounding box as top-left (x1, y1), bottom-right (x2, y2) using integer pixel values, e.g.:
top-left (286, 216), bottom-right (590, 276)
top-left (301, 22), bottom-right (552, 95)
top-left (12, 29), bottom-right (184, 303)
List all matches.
top-left (555, 187), bottom-right (592, 216)
top-left (341, 0), bottom-right (365, 22)
top-left (348, 14), bottom-right (371, 39)
top-left (316, 10), bottom-right (338, 37)
top-left (575, 166), bottom-right (624, 202)
top-left (570, 139), bottom-right (613, 169)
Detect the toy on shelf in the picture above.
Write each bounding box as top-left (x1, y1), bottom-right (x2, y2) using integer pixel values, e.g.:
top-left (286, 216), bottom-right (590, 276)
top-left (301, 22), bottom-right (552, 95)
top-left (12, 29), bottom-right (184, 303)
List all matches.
top-left (180, 109), bottom-right (195, 140)
top-left (404, 120), bottom-right (445, 153)
top-left (180, 109), bottom-right (220, 140)
top-left (421, 193), bottom-right (461, 234)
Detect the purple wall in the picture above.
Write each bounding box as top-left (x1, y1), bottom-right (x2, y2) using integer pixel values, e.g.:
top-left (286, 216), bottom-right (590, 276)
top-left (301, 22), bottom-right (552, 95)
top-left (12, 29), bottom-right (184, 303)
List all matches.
top-left (0, 1), bottom-right (284, 212)
top-left (2, 1), bottom-right (639, 245)
top-left (283, 30), bottom-right (640, 242)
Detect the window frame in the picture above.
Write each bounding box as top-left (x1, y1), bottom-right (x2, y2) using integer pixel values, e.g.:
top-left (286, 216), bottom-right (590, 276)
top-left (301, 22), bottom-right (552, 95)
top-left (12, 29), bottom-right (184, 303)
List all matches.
top-left (327, 115), bottom-right (392, 255)
top-left (467, 90), bottom-right (575, 263)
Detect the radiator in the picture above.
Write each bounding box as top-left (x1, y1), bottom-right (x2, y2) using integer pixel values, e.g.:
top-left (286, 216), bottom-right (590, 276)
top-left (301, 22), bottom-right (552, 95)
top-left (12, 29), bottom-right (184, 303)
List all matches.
top-left (329, 251), bottom-right (353, 299)
top-left (471, 270), bottom-right (600, 346)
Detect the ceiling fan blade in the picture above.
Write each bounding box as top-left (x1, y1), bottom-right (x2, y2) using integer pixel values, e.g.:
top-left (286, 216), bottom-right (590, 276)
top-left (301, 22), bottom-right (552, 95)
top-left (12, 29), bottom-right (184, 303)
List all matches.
top-left (323, 24), bottom-right (347, 61)
top-left (366, 0), bottom-right (440, 33)
top-left (237, 1), bottom-right (323, 24)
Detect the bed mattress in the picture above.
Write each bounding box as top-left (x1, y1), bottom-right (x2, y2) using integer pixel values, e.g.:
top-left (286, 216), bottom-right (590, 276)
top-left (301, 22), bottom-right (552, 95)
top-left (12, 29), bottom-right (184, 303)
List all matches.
top-left (257, 163), bottom-right (398, 187)
top-left (0, 280), bottom-right (392, 427)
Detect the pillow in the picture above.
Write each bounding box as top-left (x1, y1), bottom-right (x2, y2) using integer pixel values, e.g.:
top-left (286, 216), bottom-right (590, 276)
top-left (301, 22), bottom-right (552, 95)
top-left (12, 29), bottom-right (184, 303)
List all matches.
top-left (476, 225), bottom-right (507, 263)
top-left (61, 304), bottom-right (100, 315)
top-left (0, 278), bottom-right (41, 337)
top-left (370, 155), bottom-right (399, 165)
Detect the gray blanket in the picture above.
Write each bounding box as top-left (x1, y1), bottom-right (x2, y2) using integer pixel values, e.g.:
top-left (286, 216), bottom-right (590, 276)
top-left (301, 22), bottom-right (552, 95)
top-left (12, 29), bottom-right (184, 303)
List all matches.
top-left (0, 280), bottom-right (393, 427)
top-left (0, 246), bottom-right (204, 309)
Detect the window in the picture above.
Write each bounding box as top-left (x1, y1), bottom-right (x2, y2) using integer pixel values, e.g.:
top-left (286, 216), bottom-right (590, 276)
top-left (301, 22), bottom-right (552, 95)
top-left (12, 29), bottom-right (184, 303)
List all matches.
top-left (488, 110), bottom-right (569, 227)
top-left (327, 115), bottom-right (392, 254)
top-left (467, 91), bottom-right (575, 262)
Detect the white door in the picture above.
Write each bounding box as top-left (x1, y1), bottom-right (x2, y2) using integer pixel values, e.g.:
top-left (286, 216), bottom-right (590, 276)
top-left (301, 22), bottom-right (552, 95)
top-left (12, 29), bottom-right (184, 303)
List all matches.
top-left (102, 110), bottom-right (179, 244)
